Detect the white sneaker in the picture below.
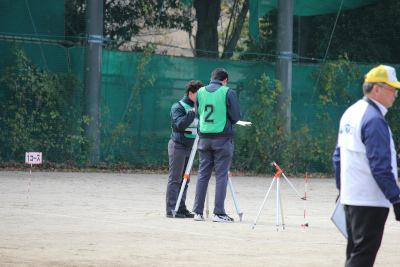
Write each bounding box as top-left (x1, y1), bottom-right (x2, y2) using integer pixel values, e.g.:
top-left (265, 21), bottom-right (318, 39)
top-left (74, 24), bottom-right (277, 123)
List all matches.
top-left (213, 214), bottom-right (234, 223)
top-left (194, 213), bottom-right (205, 221)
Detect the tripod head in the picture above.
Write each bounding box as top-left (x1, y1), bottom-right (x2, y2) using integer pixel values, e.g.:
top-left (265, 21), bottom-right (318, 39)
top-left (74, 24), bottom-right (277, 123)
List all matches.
top-left (270, 161), bottom-right (283, 178)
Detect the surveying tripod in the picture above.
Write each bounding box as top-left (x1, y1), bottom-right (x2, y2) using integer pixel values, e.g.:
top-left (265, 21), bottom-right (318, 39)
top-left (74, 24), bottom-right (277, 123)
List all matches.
top-left (171, 134), bottom-right (243, 221)
top-left (252, 161), bottom-right (304, 230)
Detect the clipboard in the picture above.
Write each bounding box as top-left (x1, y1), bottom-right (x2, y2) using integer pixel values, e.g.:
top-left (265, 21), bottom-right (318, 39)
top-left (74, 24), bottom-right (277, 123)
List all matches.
top-left (330, 197), bottom-right (348, 239)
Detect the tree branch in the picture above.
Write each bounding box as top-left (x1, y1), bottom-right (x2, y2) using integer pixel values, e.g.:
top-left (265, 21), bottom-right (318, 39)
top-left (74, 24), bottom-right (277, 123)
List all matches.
top-left (221, 0), bottom-right (249, 59)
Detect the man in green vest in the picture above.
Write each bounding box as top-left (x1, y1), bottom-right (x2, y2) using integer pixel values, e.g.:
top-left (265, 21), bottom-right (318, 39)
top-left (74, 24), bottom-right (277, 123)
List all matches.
top-left (166, 80), bottom-right (204, 218)
top-left (192, 68), bottom-right (242, 222)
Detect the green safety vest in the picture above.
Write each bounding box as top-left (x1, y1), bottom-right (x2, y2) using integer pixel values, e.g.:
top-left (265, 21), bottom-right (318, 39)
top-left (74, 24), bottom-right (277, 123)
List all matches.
top-left (198, 86), bottom-right (229, 133)
top-left (170, 101), bottom-right (198, 138)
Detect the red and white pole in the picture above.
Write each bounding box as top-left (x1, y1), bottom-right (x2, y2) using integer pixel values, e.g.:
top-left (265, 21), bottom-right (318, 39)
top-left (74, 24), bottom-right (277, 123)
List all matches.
top-left (302, 172), bottom-right (308, 230)
top-left (27, 164), bottom-right (32, 199)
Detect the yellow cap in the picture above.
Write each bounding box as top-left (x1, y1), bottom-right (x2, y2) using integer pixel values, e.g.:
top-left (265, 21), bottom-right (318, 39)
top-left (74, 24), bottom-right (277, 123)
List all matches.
top-left (365, 65), bottom-right (400, 88)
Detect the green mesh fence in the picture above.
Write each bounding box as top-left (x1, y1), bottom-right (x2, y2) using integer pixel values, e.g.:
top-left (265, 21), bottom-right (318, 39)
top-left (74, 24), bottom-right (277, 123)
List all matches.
top-left (0, 0), bottom-right (400, 174)
top-left (0, 0), bottom-right (64, 38)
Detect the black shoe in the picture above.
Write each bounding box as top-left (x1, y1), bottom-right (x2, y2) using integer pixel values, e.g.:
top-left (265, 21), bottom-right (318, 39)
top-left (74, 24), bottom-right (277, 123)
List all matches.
top-left (179, 209), bottom-right (195, 218)
top-left (166, 211), bottom-right (185, 218)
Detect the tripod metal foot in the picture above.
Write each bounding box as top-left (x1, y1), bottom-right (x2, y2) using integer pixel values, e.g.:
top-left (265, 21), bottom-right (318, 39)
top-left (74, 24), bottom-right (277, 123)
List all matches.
top-left (228, 173), bottom-right (243, 221)
top-left (171, 210), bottom-right (177, 218)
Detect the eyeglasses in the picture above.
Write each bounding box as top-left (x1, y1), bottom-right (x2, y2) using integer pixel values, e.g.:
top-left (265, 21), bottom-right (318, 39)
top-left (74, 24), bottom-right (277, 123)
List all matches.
top-left (378, 84), bottom-right (398, 95)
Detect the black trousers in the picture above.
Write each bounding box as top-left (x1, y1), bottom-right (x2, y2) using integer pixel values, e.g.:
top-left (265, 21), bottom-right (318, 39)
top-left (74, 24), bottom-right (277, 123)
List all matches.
top-left (344, 205), bottom-right (389, 267)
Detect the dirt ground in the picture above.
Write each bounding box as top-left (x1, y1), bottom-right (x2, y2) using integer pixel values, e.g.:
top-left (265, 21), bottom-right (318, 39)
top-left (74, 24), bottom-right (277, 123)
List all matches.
top-left (1, 171), bottom-right (399, 266)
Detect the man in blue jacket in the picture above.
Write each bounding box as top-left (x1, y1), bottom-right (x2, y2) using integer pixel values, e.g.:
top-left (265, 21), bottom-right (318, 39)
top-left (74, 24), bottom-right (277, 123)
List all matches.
top-left (166, 80), bottom-right (204, 218)
top-left (192, 68), bottom-right (242, 222)
top-left (333, 65), bottom-right (400, 266)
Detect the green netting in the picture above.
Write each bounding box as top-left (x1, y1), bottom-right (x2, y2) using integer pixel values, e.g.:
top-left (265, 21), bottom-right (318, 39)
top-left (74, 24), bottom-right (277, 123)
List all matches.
top-left (0, 0), bottom-right (400, 174)
top-left (0, 41), bottom-right (71, 72)
top-left (250, 0), bottom-right (380, 42)
top-left (183, 0), bottom-right (381, 43)
top-left (1, 39), bottom-right (399, 171)
top-left (0, 0), bottom-right (64, 39)
top-left (100, 51), bottom-right (276, 166)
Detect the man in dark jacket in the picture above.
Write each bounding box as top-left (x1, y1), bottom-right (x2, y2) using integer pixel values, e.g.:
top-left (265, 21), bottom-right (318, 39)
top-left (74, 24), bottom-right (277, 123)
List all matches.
top-left (192, 68), bottom-right (242, 222)
top-left (166, 80), bottom-right (204, 218)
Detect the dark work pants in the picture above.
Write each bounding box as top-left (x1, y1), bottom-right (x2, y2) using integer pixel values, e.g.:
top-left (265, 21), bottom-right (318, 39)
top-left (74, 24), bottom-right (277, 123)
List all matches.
top-left (192, 138), bottom-right (234, 215)
top-left (344, 205), bottom-right (389, 267)
top-left (166, 140), bottom-right (192, 213)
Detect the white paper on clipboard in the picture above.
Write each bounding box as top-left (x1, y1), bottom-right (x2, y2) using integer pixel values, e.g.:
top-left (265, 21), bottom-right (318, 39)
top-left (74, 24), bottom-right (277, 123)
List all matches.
top-left (236, 121), bottom-right (252, 126)
top-left (330, 197), bottom-right (348, 239)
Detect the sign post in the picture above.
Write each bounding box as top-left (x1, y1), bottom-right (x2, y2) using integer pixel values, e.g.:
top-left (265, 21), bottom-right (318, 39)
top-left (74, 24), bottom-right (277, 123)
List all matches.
top-left (25, 152), bottom-right (42, 199)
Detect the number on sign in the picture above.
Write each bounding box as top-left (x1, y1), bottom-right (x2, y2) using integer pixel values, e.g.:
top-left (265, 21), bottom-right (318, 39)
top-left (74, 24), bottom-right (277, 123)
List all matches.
top-left (25, 152), bottom-right (42, 164)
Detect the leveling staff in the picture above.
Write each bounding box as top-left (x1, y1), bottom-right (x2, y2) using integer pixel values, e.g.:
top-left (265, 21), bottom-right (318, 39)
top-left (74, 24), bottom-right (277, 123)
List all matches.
top-left (192, 68), bottom-right (242, 222)
top-left (166, 80), bottom-right (204, 218)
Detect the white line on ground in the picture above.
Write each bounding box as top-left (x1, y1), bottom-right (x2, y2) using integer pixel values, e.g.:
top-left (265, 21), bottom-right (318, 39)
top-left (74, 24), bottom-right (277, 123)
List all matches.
top-left (2, 208), bottom-right (399, 247)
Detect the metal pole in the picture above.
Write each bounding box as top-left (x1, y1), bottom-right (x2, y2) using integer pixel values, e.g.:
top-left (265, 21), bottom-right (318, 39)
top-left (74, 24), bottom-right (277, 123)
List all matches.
top-left (281, 171), bottom-right (302, 198)
top-left (280, 188), bottom-right (285, 230)
top-left (172, 135), bottom-right (199, 217)
top-left (206, 188), bottom-right (209, 218)
top-left (275, 0), bottom-right (293, 133)
top-left (252, 177), bottom-right (276, 229)
top-left (276, 176), bottom-right (280, 231)
top-left (228, 172), bottom-right (243, 221)
top-left (83, 0), bottom-right (103, 164)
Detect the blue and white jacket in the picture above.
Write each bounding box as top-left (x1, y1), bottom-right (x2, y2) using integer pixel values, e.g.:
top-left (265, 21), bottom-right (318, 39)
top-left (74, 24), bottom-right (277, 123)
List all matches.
top-left (333, 97), bottom-right (400, 208)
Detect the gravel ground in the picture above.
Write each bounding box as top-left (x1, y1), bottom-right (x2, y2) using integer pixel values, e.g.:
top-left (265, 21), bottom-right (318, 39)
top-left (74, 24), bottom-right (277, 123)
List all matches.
top-left (1, 171), bottom-right (399, 266)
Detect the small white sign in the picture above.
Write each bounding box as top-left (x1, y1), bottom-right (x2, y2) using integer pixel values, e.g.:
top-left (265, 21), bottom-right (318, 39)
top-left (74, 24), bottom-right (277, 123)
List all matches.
top-left (25, 152), bottom-right (42, 164)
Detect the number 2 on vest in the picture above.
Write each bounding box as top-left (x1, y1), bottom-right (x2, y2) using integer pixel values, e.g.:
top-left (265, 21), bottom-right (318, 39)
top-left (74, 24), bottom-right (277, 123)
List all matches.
top-left (205, 105), bottom-right (214, 123)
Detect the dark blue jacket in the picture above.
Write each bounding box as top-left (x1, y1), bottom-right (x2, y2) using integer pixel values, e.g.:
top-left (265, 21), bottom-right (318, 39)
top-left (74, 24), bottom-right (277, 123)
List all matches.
top-left (195, 80), bottom-right (242, 138)
top-left (170, 95), bottom-right (196, 147)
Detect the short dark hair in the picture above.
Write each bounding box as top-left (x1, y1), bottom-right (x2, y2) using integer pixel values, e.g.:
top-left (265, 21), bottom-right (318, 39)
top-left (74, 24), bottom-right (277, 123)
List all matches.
top-left (211, 68), bottom-right (229, 81)
top-left (186, 80), bottom-right (204, 96)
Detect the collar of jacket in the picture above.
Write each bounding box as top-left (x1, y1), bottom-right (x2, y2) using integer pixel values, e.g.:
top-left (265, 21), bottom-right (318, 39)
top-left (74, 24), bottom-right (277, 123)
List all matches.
top-left (209, 80), bottom-right (223, 86)
top-left (181, 95), bottom-right (194, 107)
top-left (362, 96), bottom-right (381, 114)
